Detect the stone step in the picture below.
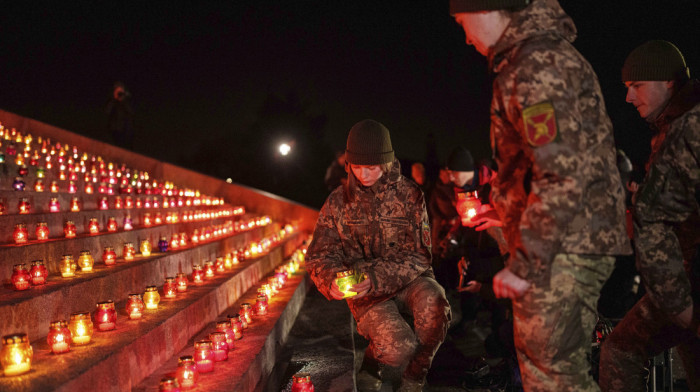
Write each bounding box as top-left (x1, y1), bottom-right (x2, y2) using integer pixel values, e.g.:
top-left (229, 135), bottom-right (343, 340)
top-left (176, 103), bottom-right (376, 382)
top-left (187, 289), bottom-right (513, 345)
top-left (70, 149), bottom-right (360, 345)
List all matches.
top-left (0, 233), bottom-right (306, 391)
top-left (134, 267), bottom-right (309, 392)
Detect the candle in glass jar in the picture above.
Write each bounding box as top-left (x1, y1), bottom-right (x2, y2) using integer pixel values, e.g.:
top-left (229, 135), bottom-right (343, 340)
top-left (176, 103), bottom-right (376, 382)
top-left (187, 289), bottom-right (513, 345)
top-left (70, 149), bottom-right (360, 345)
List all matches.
top-left (17, 198), bottom-right (30, 214)
top-left (163, 277), bottom-right (177, 298)
top-left (88, 218), bottom-right (100, 235)
top-left (143, 286), bottom-right (161, 309)
top-left (255, 294), bottom-right (268, 315)
top-left (228, 315), bottom-right (244, 339)
top-left (291, 373), bottom-right (315, 392)
top-left (192, 265), bottom-right (204, 285)
top-left (158, 376), bottom-right (181, 392)
top-left (114, 196), bottom-right (123, 209)
top-left (95, 300), bottom-right (117, 331)
top-left (140, 239), bottom-right (152, 257)
top-left (47, 320), bottom-right (71, 354)
top-left (157, 237), bottom-right (168, 253)
top-left (29, 261), bottom-right (47, 285)
top-left (175, 273), bottom-right (188, 292)
top-left (70, 197), bottom-right (81, 212)
top-left (35, 221), bottom-right (49, 241)
top-left (193, 340), bottom-right (214, 373)
top-left (123, 242), bottom-right (135, 261)
top-left (209, 332), bottom-right (228, 361)
top-left (204, 261), bottom-right (215, 278)
top-left (143, 212), bottom-right (152, 227)
top-left (170, 234), bottom-right (180, 250)
top-left (34, 179), bottom-right (44, 192)
top-left (12, 177), bottom-right (26, 192)
top-left (176, 355), bottom-right (198, 388)
top-left (126, 294), bottom-right (145, 320)
top-left (60, 255), bottom-right (77, 277)
top-left (78, 250), bottom-right (94, 272)
top-left (123, 215), bottom-right (133, 231)
top-left (103, 246), bottom-right (117, 266)
top-left (240, 303), bottom-right (253, 325)
top-left (11, 264), bottom-right (31, 291)
top-left (85, 183), bottom-right (94, 194)
top-left (67, 181), bottom-right (77, 193)
top-left (99, 197), bottom-right (109, 210)
top-left (13, 223), bottom-right (28, 244)
top-left (215, 257), bottom-right (225, 273)
top-left (64, 220), bottom-right (77, 238)
top-left (1, 333), bottom-right (33, 376)
top-left (216, 320), bottom-right (235, 350)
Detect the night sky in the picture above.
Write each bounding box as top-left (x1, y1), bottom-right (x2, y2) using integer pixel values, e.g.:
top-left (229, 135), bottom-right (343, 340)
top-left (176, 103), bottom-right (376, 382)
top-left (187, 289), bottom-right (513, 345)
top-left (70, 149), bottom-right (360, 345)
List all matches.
top-left (2, 1), bottom-right (699, 207)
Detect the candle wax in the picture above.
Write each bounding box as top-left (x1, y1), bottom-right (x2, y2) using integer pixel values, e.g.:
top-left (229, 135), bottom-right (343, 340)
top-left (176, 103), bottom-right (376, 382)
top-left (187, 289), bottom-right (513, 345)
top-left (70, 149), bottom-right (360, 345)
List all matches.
top-left (52, 341), bottom-right (69, 354)
top-left (195, 359), bottom-right (214, 373)
top-left (98, 322), bottom-right (115, 331)
top-left (3, 362), bottom-right (31, 376)
top-left (72, 335), bottom-right (91, 345)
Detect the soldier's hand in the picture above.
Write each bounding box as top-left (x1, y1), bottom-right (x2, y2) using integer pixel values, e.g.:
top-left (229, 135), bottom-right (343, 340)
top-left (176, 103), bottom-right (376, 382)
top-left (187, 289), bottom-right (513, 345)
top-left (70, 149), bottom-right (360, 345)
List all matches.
top-left (471, 207), bottom-right (502, 232)
top-left (329, 279), bottom-right (346, 300)
top-left (458, 280), bottom-right (482, 293)
top-left (350, 278), bottom-right (372, 299)
top-left (493, 268), bottom-right (530, 299)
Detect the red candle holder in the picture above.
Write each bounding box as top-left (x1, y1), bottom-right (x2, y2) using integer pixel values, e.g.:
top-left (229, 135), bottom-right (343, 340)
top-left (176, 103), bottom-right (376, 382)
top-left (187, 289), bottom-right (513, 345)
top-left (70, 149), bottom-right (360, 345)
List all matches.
top-left (107, 216), bottom-right (118, 232)
top-left (114, 196), bottom-right (123, 209)
top-left (11, 264), bottom-right (31, 290)
top-left (209, 332), bottom-right (228, 361)
top-left (204, 261), bottom-right (215, 279)
top-left (103, 247), bottom-right (117, 266)
top-left (34, 179), bottom-right (44, 192)
top-left (63, 220), bottom-right (77, 238)
top-left (18, 198), bottom-right (31, 214)
top-left (216, 320), bottom-right (235, 351)
top-left (67, 181), bottom-right (76, 193)
top-left (193, 340), bottom-right (214, 373)
top-left (291, 373), bottom-right (315, 392)
top-left (47, 320), bottom-right (72, 354)
top-left (88, 218), bottom-right (100, 235)
top-left (170, 234), bottom-right (180, 250)
top-left (125, 196), bottom-right (133, 209)
top-left (227, 315), bottom-right (243, 339)
top-left (215, 257), bottom-right (225, 273)
top-left (158, 376), bottom-right (181, 392)
top-left (192, 265), bottom-right (205, 285)
top-left (126, 293), bottom-right (145, 320)
top-left (13, 223), bottom-right (28, 244)
top-left (70, 197), bottom-right (81, 212)
top-left (240, 303), bottom-right (253, 326)
top-left (154, 212), bottom-right (163, 225)
top-left (143, 212), bottom-right (152, 227)
top-left (135, 198), bottom-right (143, 208)
top-left (47, 198), bottom-right (60, 213)
top-left (176, 355), bottom-right (198, 389)
top-left (179, 233), bottom-right (187, 247)
top-left (163, 277), bottom-right (177, 299)
top-left (124, 215), bottom-right (133, 231)
top-left (29, 261), bottom-right (48, 285)
top-left (255, 294), bottom-right (268, 316)
top-left (456, 191), bottom-right (482, 226)
top-left (95, 300), bottom-right (117, 331)
top-left (99, 197), bottom-right (109, 210)
top-left (123, 242), bottom-right (135, 261)
top-left (85, 183), bottom-right (94, 194)
top-left (175, 273), bottom-right (188, 292)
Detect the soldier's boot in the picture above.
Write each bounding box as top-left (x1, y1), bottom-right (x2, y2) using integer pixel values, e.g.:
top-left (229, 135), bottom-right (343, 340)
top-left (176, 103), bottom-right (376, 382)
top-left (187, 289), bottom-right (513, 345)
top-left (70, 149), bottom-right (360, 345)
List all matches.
top-left (356, 354), bottom-right (382, 392)
top-left (396, 377), bottom-right (425, 392)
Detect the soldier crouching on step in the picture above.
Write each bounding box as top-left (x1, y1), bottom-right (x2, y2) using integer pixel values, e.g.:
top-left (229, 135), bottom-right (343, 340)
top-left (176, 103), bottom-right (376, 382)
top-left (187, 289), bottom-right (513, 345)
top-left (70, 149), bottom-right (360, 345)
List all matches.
top-left (306, 119), bottom-right (451, 392)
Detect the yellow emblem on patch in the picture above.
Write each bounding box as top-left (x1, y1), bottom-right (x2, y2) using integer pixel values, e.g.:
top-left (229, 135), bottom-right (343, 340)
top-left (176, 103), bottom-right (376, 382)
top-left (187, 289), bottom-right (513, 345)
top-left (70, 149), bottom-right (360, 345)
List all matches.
top-left (523, 102), bottom-right (557, 147)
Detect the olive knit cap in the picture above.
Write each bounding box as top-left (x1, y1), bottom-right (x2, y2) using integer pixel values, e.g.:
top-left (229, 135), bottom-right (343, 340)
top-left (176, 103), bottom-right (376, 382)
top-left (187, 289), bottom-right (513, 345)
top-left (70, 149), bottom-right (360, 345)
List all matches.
top-left (622, 40), bottom-right (690, 82)
top-left (447, 146), bottom-right (475, 172)
top-left (449, 0), bottom-right (529, 14)
top-left (345, 119), bottom-right (394, 165)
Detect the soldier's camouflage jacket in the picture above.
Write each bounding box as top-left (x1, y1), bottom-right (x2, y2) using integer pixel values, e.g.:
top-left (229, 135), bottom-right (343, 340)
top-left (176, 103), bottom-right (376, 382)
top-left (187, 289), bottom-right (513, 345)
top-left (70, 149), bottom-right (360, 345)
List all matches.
top-left (486, 0), bottom-right (631, 286)
top-left (634, 80), bottom-right (700, 315)
top-left (306, 160), bottom-right (434, 320)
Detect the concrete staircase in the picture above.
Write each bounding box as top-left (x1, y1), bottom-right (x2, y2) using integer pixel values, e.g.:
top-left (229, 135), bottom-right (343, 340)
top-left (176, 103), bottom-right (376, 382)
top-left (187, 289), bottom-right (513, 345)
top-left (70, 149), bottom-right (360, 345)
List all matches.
top-left (0, 110), bottom-right (318, 391)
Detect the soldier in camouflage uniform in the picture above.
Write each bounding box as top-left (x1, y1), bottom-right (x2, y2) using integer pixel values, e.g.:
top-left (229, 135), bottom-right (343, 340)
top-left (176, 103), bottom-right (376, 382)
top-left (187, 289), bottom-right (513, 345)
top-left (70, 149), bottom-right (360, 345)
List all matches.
top-left (449, 0), bottom-right (631, 390)
top-left (599, 40), bottom-right (700, 392)
top-left (305, 119), bottom-right (451, 392)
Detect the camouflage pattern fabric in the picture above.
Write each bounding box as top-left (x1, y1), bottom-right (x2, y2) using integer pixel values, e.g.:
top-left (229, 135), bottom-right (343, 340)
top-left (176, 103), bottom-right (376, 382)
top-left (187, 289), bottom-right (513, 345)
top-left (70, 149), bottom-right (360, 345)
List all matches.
top-left (512, 253), bottom-right (614, 392)
top-left (306, 159), bottom-right (439, 320)
top-left (599, 294), bottom-right (700, 392)
top-left (486, 0), bottom-right (631, 287)
top-left (356, 277), bottom-right (450, 381)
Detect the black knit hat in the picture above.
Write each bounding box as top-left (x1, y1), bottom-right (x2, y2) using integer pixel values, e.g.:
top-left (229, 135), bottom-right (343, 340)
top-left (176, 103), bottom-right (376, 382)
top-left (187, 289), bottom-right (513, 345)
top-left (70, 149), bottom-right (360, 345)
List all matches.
top-left (622, 40), bottom-right (690, 82)
top-left (449, 0), bottom-right (530, 14)
top-left (345, 119), bottom-right (394, 165)
top-left (447, 146), bottom-right (474, 172)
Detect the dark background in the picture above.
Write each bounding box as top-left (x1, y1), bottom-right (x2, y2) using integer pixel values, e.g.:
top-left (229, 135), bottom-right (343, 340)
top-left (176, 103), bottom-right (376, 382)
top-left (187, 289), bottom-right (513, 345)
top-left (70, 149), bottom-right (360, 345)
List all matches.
top-left (2, 1), bottom-right (699, 208)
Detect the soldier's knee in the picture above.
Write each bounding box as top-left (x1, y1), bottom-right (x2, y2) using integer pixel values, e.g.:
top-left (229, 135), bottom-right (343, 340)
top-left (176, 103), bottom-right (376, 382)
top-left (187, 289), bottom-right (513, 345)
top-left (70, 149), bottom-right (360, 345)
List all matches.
top-left (377, 337), bottom-right (418, 368)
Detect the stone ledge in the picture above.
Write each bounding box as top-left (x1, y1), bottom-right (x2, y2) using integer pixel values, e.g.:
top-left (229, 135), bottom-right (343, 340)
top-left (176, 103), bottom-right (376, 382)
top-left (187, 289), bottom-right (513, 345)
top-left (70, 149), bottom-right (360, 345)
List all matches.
top-left (134, 270), bottom-right (309, 392)
top-left (0, 235), bottom-right (306, 392)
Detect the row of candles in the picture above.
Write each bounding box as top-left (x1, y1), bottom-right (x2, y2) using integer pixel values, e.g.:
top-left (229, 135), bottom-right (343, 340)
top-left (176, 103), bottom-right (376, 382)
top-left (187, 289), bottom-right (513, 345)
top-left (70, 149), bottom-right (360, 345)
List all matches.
top-left (1, 250), bottom-right (303, 380)
top-left (9, 224), bottom-right (292, 292)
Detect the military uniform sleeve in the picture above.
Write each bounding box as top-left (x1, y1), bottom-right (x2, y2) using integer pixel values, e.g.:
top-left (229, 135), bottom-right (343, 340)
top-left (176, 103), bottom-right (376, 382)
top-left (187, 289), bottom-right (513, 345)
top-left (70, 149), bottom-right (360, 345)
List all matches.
top-left (501, 66), bottom-right (585, 282)
top-left (305, 196), bottom-right (346, 300)
top-left (362, 193), bottom-right (432, 297)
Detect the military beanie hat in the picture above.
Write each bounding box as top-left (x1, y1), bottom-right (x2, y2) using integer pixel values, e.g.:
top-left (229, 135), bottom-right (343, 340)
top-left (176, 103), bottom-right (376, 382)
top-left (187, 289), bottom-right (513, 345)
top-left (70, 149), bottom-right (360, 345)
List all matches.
top-left (447, 146), bottom-right (475, 172)
top-left (345, 119), bottom-right (394, 165)
top-left (622, 40), bottom-right (690, 82)
top-left (449, 0), bottom-right (529, 13)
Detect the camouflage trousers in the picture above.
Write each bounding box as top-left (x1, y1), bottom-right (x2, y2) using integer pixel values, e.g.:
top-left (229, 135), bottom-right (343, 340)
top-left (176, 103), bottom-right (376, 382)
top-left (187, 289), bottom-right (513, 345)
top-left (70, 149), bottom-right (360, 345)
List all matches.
top-left (599, 294), bottom-right (700, 391)
top-left (512, 253), bottom-right (614, 392)
top-left (356, 276), bottom-right (451, 382)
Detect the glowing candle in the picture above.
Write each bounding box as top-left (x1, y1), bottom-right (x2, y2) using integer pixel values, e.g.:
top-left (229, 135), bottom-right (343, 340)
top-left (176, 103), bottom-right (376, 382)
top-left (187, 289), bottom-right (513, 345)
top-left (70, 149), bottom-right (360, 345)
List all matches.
top-left (103, 247), bottom-right (117, 266)
top-left (456, 191), bottom-right (481, 226)
top-left (69, 197), bottom-right (80, 212)
top-left (47, 197), bottom-right (60, 213)
top-left (95, 300), bottom-right (117, 331)
top-left (158, 237), bottom-right (168, 252)
top-left (291, 373), bottom-right (315, 392)
top-left (204, 261), bottom-right (215, 279)
top-left (126, 294), bottom-right (145, 320)
top-left (192, 265), bottom-right (205, 285)
top-left (67, 181), bottom-right (76, 193)
top-left (13, 223), bottom-right (28, 244)
top-left (36, 167), bottom-right (45, 178)
top-left (85, 182), bottom-right (94, 194)
top-left (11, 264), bottom-right (31, 291)
top-left (123, 242), bottom-right (135, 261)
top-left (176, 355), bottom-right (198, 388)
top-left (215, 257), bottom-right (225, 273)
top-left (88, 218), bottom-right (100, 235)
top-left (175, 273), bottom-right (188, 292)
top-left (140, 239), bottom-right (152, 257)
top-left (64, 221), bottom-right (77, 238)
top-left (170, 234), bottom-right (180, 250)
top-left (209, 332), bottom-right (228, 361)
top-left (159, 376), bottom-right (181, 392)
top-left (143, 212), bottom-right (152, 227)
top-left (69, 312), bottom-right (93, 345)
top-left (193, 340), bottom-right (214, 373)
top-left (179, 232), bottom-right (187, 247)
top-left (60, 255), bottom-right (77, 277)
top-left (1, 333), bottom-right (32, 376)
top-left (12, 177), bottom-right (25, 191)
top-left (163, 277), bottom-right (177, 298)
top-left (268, 278), bottom-right (280, 296)
top-left (17, 198), bottom-right (30, 214)
top-left (154, 212), bottom-right (163, 224)
top-left (240, 303), bottom-right (253, 325)
top-left (125, 196), bottom-right (133, 209)
top-left (33, 179), bottom-right (44, 192)
top-left (99, 197), bottom-right (109, 210)
top-left (114, 196), bottom-right (123, 209)
top-left (143, 286), bottom-right (161, 310)
top-left (135, 198), bottom-right (142, 208)
top-left (255, 294), bottom-right (268, 315)
top-left (215, 320), bottom-right (235, 350)
top-left (78, 250), bottom-right (94, 272)
top-left (29, 261), bottom-right (48, 285)
top-left (47, 320), bottom-right (71, 354)
top-left (275, 267), bottom-right (288, 286)
top-left (261, 284), bottom-right (272, 300)
top-left (123, 215), bottom-right (133, 231)
top-left (227, 315), bottom-right (243, 339)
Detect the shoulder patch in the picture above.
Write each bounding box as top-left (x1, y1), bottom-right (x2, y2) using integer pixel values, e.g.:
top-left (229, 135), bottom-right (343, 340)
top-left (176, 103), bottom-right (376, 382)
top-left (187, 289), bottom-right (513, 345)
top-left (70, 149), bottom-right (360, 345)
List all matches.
top-left (523, 102), bottom-right (558, 147)
top-left (422, 221), bottom-right (431, 249)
